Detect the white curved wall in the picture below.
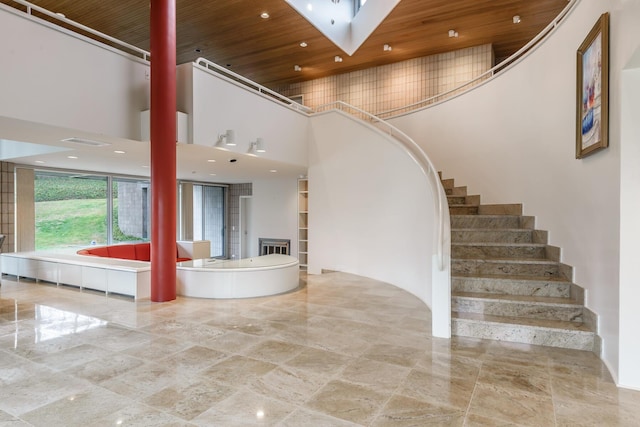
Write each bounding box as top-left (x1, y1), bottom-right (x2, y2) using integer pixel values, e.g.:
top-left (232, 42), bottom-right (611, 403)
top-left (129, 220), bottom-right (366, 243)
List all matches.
top-left (390, 0), bottom-right (640, 387)
top-left (308, 111), bottom-right (436, 310)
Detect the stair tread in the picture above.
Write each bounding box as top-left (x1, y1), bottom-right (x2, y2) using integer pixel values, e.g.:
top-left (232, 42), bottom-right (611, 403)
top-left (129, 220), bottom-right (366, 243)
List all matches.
top-left (450, 214), bottom-right (525, 218)
top-left (452, 257), bottom-right (559, 265)
top-left (452, 273), bottom-right (572, 283)
top-left (453, 256), bottom-right (551, 263)
top-left (452, 291), bottom-right (580, 306)
top-left (452, 242), bottom-right (546, 247)
top-left (451, 228), bottom-right (534, 232)
top-left (452, 311), bottom-right (593, 333)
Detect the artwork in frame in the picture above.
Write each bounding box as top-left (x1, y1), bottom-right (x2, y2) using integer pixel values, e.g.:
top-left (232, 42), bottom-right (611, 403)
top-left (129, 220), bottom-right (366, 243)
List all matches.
top-left (576, 12), bottom-right (609, 159)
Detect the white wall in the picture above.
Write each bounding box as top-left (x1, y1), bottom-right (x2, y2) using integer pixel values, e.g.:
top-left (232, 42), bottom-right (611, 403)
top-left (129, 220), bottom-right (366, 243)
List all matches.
top-left (190, 65), bottom-right (308, 167)
top-left (308, 111), bottom-right (435, 308)
top-left (250, 178), bottom-right (300, 258)
top-left (390, 0), bottom-right (640, 387)
top-left (0, 5), bottom-right (149, 140)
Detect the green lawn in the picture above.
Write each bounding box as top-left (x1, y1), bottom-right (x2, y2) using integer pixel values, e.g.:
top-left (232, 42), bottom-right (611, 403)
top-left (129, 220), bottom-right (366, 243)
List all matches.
top-left (35, 198), bottom-right (142, 250)
top-left (35, 199), bottom-right (108, 249)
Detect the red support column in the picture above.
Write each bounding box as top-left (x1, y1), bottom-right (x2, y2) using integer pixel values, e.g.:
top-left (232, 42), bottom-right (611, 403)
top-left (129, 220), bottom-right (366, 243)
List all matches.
top-left (150, 0), bottom-right (177, 302)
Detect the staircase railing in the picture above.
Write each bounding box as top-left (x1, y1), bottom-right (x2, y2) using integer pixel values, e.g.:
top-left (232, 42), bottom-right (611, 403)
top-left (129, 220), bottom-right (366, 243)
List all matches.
top-left (195, 58), bottom-right (312, 114)
top-left (376, 0), bottom-right (578, 119)
top-left (313, 101), bottom-right (450, 272)
top-left (5, 0), bottom-right (149, 61)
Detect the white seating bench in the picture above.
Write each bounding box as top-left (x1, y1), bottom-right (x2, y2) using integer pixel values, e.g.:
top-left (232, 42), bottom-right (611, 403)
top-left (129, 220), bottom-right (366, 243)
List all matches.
top-left (1, 252), bottom-right (151, 300)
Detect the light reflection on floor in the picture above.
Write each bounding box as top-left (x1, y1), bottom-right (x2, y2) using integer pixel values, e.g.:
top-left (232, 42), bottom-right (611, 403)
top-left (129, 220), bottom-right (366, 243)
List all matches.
top-left (0, 273), bottom-right (639, 426)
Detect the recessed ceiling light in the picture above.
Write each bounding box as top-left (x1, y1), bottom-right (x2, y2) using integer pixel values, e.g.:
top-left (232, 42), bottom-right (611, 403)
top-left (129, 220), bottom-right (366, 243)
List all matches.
top-left (114, 150), bottom-right (125, 154)
top-left (383, 44), bottom-right (392, 51)
top-left (334, 55), bottom-right (343, 62)
top-left (142, 165), bottom-right (149, 168)
top-left (207, 159), bottom-right (216, 162)
top-left (67, 155), bottom-right (78, 159)
top-left (513, 15), bottom-right (521, 24)
top-left (194, 48), bottom-right (202, 53)
top-left (269, 169), bottom-right (278, 173)
top-left (294, 65), bottom-right (302, 72)
top-left (209, 173), bottom-right (217, 176)
top-left (300, 42), bottom-right (308, 48)
top-left (260, 12), bottom-right (269, 19)
top-left (307, 3), bottom-right (313, 11)
top-left (35, 160), bottom-right (45, 164)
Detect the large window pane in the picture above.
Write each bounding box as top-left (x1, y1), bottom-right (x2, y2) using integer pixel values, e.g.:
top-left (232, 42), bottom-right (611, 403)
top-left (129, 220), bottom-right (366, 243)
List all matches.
top-left (192, 184), bottom-right (225, 257)
top-left (35, 172), bottom-right (107, 252)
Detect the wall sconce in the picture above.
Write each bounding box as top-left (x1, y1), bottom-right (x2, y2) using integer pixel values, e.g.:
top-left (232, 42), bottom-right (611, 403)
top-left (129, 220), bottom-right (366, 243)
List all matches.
top-left (216, 129), bottom-right (236, 147)
top-left (248, 137), bottom-right (266, 154)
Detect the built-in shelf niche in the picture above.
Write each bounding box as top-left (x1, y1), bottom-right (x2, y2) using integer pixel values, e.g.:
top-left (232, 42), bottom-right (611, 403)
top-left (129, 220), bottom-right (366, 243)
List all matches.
top-left (298, 178), bottom-right (308, 270)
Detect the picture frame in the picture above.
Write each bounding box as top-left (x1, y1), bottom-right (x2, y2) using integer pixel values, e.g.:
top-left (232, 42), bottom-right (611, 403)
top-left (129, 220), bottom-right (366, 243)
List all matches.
top-left (576, 12), bottom-right (609, 159)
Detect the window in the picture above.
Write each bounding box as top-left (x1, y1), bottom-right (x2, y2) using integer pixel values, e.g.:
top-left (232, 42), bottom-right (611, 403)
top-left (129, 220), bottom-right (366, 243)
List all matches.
top-left (34, 171), bottom-right (152, 252)
top-left (35, 171), bottom-right (108, 251)
top-left (190, 183), bottom-right (226, 258)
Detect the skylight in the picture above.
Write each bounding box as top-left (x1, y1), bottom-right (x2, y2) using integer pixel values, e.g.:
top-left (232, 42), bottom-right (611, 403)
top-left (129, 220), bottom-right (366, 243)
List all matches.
top-left (285, 0), bottom-right (400, 56)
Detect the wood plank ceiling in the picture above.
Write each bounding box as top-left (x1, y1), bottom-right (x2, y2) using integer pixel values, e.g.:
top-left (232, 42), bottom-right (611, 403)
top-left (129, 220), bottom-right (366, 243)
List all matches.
top-left (2, 0), bottom-right (569, 88)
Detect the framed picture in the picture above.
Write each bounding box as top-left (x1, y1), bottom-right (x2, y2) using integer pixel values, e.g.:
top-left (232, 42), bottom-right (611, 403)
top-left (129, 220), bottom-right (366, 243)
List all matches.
top-left (576, 12), bottom-right (609, 159)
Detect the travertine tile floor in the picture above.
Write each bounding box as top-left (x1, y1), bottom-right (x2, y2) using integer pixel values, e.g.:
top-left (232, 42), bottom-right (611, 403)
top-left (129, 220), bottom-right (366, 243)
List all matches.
top-left (0, 272), bottom-right (639, 426)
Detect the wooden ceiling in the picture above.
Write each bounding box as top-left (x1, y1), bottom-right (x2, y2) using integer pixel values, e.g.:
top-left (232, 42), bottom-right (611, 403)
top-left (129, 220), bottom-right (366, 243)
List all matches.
top-left (3, 0), bottom-right (569, 88)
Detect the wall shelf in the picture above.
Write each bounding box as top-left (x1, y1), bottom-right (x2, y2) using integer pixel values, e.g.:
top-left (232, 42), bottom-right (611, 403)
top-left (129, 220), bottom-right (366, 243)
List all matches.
top-left (298, 178), bottom-right (308, 270)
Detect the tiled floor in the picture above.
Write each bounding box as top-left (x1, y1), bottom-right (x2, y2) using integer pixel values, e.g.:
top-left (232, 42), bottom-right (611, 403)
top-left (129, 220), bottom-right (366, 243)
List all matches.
top-left (0, 272), bottom-right (639, 426)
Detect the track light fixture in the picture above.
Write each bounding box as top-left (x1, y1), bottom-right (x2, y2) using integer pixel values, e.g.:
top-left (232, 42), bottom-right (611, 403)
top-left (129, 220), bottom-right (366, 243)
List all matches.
top-left (248, 137), bottom-right (266, 154)
top-left (216, 129), bottom-right (236, 147)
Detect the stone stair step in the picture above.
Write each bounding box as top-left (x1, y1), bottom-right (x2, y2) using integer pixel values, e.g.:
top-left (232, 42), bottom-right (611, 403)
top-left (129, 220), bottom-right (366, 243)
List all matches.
top-left (452, 292), bottom-right (583, 322)
top-left (452, 274), bottom-right (572, 298)
top-left (452, 242), bottom-right (548, 260)
top-left (441, 178), bottom-right (455, 191)
top-left (449, 205), bottom-right (479, 215)
top-left (451, 229), bottom-right (542, 244)
top-left (452, 258), bottom-right (569, 278)
top-left (452, 312), bottom-right (595, 351)
top-left (477, 204), bottom-right (523, 216)
top-left (450, 215), bottom-right (534, 230)
top-left (443, 174), bottom-right (596, 353)
top-left (447, 195), bottom-right (467, 205)
top-left (450, 186), bottom-right (467, 196)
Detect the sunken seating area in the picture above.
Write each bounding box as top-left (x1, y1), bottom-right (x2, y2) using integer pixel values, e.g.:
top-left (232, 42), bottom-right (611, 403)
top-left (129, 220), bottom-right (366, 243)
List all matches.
top-left (77, 242), bottom-right (191, 263)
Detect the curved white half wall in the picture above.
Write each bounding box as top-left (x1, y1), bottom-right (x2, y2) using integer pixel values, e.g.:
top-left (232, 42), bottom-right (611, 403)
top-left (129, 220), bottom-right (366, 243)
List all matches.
top-left (307, 110), bottom-right (444, 332)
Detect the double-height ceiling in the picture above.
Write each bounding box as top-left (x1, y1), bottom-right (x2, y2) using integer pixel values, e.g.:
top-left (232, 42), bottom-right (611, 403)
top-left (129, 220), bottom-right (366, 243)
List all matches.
top-left (3, 0), bottom-right (569, 87)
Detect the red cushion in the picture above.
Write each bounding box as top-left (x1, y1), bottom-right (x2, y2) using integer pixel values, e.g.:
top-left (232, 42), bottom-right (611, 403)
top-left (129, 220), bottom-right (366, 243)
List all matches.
top-left (77, 243), bottom-right (188, 262)
top-left (86, 246), bottom-right (110, 257)
top-left (134, 243), bottom-right (151, 261)
top-left (106, 244), bottom-right (136, 260)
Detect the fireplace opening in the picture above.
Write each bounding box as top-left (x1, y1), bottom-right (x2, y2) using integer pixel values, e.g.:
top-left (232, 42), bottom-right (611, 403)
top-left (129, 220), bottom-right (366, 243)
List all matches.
top-left (259, 238), bottom-right (290, 255)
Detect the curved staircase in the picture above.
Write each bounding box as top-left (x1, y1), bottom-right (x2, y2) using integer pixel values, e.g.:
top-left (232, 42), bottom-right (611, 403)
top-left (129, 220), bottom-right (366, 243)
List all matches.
top-left (442, 175), bottom-right (598, 352)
